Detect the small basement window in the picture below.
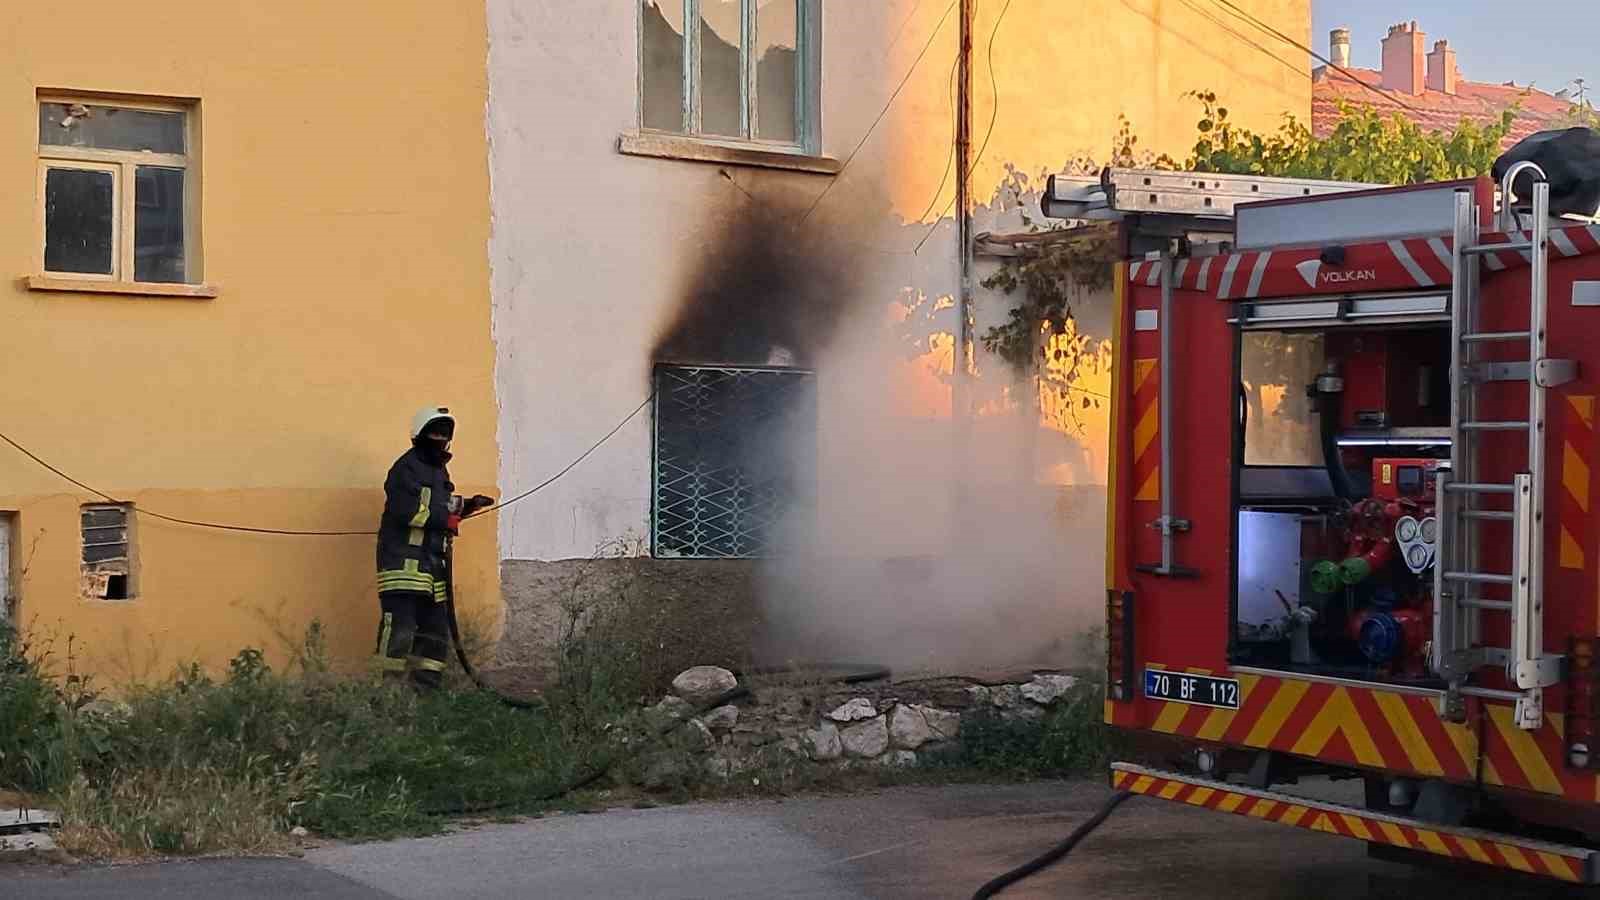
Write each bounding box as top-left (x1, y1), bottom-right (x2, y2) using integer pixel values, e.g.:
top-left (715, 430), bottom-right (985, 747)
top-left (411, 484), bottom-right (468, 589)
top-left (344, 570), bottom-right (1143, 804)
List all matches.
top-left (81, 503), bottom-right (134, 600)
top-left (0, 512), bottom-right (15, 622)
top-left (652, 364), bottom-right (816, 558)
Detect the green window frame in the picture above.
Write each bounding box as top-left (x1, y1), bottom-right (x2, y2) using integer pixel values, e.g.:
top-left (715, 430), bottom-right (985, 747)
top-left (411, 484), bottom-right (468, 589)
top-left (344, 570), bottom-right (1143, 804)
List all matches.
top-left (639, 0), bottom-right (821, 154)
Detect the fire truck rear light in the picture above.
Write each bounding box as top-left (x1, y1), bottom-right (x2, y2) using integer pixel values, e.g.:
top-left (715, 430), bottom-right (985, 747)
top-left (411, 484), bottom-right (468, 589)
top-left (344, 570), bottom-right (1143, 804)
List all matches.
top-left (1106, 590), bottom-right (1136, 704)
top-left (1565, 637), bottom-right (1598, 769)
top-left (1387, 779), bottom-right (1416, 808)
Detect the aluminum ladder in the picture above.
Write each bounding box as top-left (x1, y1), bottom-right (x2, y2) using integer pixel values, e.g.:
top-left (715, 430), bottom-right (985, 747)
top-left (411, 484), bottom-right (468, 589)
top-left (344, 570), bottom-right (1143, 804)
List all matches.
top-left (1434, 164), bottom-right (1572, 730)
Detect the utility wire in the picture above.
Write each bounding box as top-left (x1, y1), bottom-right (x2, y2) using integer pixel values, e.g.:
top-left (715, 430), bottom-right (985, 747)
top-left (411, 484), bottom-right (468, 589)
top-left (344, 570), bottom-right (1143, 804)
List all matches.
top-left (0, 431), bottom-right (374, 536)
top-left (0, 393), bottom-right (654, 538)
top-left (468, 394), bottom-right (652, 521)
top-left (1175, 0), bottom-right (1305, 79)
top-left (795, 0), bottom-right (958, 228)
top-left (913, 0), bottom-right (1012, 256)
top-left (1205, 0), bottom-right (1422, 113)
top-left (910, 54), bottom-right (964, 228)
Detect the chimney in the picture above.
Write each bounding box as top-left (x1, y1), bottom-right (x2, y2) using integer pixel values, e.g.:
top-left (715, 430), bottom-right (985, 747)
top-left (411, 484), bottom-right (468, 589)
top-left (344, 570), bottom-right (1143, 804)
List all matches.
top-left (1380, 20), bottom-right (1425, 94)
top-left (1427, 39), bottom-right (1458, 95)
top-left (1329, 27), bottom-right (1351, 68)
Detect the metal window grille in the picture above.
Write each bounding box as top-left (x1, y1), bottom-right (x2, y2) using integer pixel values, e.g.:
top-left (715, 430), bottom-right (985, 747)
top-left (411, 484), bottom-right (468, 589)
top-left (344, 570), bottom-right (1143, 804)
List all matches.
top-left (652, 364), bottom-right (815, 559)
top-left (81, 503), bottom-right (132, 600)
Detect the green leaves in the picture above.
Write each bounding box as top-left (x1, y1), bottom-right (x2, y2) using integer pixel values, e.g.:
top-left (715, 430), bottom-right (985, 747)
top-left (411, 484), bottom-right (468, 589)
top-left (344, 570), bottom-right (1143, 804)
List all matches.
top-left (1185, 92), bottom-right (1517, 186)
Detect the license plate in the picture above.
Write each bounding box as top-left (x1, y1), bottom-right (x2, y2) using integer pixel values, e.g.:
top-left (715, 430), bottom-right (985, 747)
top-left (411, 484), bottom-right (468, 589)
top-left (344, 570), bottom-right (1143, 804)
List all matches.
top-left (1144, 669), bottom-right (1240, 709)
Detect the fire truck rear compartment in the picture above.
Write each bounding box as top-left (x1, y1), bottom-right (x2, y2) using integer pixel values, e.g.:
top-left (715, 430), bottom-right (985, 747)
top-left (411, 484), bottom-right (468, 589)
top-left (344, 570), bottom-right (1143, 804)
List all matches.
top-left (1232, 322), bottom-right (1455, 688)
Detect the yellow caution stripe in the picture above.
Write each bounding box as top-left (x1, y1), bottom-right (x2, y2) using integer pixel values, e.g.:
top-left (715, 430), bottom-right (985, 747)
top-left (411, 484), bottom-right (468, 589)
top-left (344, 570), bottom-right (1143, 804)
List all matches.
top-left (1110, 763), bottom-right (1592, 884)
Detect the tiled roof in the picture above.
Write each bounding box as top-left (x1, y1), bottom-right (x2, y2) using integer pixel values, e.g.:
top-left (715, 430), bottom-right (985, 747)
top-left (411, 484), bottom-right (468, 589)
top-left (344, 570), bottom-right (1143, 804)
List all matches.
top-left (1312, 66), bottom-right (1576, 148)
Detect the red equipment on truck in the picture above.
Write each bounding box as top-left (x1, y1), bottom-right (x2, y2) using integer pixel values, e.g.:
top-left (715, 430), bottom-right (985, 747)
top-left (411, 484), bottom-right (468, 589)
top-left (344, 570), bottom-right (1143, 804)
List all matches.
top-left (1060, 161), bottom-right (1600, 884)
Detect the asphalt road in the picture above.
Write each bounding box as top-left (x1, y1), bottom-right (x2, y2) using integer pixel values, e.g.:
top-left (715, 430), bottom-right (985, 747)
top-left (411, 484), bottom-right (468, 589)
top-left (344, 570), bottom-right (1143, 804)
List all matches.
top-left (5, 782), bottom-right (1594, 899)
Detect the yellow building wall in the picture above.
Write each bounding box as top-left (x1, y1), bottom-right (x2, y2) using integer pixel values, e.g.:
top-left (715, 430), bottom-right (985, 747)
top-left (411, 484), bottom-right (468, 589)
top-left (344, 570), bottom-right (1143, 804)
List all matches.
top-left (888, 0), bottom-right (1315, 220)
top-left (0, 3), bottom-right (499, 682)
top-left (881, 0), bottom-right (1312, 487)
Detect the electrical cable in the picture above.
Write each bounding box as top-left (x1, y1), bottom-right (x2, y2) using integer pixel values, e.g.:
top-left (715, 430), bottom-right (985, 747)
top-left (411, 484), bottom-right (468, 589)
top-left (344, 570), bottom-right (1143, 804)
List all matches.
top-left (0, 430), bottom-right (376, 536)
top-left (969, 790), bottom-right (1135, 898)
top-left (0, 392), bottom-right (654, 538)
top-left (913, 0), bottom-right (1012, 256)
top-left (467, 393), bottom-right (653, 521)
top-left (1174, 0), bottom-right (1306, 79)
top-left (1204, 0), bottom-right (1423, 113)
top-left (795, 0), bottom-right (958, 228)
top-left (910, 54), bottom-right (964, 228)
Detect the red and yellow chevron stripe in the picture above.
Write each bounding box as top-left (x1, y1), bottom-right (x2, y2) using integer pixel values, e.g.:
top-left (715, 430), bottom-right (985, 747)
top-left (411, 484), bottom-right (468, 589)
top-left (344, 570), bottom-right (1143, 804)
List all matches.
top-left (1125, 221), bottom-right (1600, 300)
top-left (1106, 666), bottom-right (1595, 801)
top-left (1131, 358), bottom-right (1159, 503)
top-left (1561, 395), bottom-right (1594, 572)
top-left (1111, 763), bottom-right (1594, 883)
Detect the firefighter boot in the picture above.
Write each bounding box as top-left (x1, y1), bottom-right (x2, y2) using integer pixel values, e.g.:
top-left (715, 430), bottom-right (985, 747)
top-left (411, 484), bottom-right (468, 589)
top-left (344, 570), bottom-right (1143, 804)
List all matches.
top-left (409, 598), bottom-right (451, 691)
top-left (376, 592), bottom-right (423, 682)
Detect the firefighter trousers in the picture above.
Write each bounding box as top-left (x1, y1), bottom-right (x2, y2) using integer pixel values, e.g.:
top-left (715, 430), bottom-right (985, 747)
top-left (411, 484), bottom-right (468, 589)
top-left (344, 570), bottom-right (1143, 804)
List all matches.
top-left (375, 590), bottom-right (449, 688)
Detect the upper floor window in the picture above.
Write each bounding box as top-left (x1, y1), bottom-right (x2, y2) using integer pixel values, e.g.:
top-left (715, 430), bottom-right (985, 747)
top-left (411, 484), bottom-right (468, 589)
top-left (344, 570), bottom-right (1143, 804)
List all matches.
top-left (37, 97), bottom-right (198, 287)
top-left (641, 0), bottom-right (816, 151)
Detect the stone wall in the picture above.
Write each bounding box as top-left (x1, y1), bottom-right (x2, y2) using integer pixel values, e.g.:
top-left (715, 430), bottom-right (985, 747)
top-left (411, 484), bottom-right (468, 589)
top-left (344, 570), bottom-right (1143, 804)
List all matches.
top-left (630, 666), bottom-right (1080, 789)
top-left (491, 559), bottom-right (760, 690)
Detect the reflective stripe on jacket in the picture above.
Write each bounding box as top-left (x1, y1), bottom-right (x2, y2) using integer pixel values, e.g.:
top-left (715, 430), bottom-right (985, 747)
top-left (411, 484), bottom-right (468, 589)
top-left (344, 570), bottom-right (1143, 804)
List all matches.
top-left (376, 446), bottom-right (453, 596)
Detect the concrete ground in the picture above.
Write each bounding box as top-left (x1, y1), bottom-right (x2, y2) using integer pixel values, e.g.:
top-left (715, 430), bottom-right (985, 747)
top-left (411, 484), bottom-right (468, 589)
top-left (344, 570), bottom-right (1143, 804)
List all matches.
top-left (6, 782), bottom-right (1593, 899)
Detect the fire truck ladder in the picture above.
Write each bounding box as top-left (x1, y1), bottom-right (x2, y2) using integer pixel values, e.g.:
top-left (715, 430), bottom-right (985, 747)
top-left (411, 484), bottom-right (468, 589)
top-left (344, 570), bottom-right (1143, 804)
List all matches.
top-left (1434, 164), bottom-right (1573, 730)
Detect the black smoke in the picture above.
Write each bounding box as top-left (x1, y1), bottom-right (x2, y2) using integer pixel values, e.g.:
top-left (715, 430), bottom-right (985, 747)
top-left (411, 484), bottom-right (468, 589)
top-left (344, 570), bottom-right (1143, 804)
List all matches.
top-left (650, 202), bottom-right (860, 367)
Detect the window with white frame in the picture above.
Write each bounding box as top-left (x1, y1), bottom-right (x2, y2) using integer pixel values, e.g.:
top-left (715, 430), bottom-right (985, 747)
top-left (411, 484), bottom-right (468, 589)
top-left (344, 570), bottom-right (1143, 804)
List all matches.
top-left (38, 98), bottom-right (197, 285)
top-left (640, 0), bottom-right (817, 150)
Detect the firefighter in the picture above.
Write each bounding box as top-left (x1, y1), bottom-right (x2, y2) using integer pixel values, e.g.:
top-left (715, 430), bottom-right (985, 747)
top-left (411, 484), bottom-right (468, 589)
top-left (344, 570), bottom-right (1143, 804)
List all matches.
top-left (374, 406), bottom-right (493, 688)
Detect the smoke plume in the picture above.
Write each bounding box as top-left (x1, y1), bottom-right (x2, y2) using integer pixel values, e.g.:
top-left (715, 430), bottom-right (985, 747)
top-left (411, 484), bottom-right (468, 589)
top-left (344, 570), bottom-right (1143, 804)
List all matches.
top-left (653, 200), bottom-right (1105, 676)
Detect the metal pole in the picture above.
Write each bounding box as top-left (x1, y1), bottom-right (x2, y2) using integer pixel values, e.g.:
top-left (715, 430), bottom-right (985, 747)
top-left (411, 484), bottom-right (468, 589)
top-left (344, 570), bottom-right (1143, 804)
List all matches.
top-left (953, 0), bottom-right (974, 420)
top-left (1436, 190), bottom-right (1471, 683)
top-left (1522, 181), bottom-right (1550, 686)
top-left (1158, 253), bottom-right (1176, 573)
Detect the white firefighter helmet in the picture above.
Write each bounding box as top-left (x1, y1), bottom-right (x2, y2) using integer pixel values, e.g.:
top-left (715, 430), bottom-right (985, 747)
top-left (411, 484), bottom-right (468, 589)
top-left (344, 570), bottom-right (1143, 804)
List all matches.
top-left (410, 405), bottom-right (456, 440)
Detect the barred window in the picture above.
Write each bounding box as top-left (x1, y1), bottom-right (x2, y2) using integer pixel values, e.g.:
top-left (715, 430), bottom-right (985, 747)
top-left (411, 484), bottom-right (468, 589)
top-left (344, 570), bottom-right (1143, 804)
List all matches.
top-left (652, 364), bottom-right (815, 559)
top-left (0, 513), bottom-right (15, 621)
top-left (81, 503), bottom-right (134, 600)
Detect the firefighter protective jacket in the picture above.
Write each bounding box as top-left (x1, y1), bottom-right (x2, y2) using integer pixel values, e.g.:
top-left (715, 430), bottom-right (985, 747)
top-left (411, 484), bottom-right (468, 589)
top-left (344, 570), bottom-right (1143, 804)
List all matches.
top-left (376, 446), bottom-right (454, 601)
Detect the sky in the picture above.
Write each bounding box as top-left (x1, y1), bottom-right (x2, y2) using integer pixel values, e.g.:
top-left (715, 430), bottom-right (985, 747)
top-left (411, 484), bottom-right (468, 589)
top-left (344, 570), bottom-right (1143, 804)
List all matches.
top-left (1313, 1), bottom-right (1595, 99)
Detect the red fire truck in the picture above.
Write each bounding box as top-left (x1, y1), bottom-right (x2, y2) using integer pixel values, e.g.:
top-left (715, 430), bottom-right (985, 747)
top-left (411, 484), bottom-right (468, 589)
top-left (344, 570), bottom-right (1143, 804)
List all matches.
top-left (1053, 164), bottom-right (1600, 883)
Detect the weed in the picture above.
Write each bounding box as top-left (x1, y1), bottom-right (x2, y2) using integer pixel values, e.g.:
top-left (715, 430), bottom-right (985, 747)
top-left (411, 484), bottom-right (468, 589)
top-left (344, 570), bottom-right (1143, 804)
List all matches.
top-left (0, 625), bottom-right (103, 793)
top-left (0, 617), bottom-right (643, 858)
top-left (925, 679), bottom-right (1122, 778)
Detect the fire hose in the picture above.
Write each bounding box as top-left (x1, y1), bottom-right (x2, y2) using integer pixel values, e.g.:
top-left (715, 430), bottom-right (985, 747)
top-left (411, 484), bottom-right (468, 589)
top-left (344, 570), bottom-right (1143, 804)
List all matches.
top-left (435, 538), bottom-right (889, 813)
top-left (968, 790), bottom-right (1136, 898)
top-left (441, 539), bottom-right (539, 709)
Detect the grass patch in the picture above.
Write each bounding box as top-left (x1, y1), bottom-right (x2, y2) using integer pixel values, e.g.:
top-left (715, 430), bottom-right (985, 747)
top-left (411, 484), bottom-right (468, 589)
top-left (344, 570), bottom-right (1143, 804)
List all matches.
top-left (2, 587), bottom-right (1119, 861)
top-left (0, 618), bottom-right (644, 859)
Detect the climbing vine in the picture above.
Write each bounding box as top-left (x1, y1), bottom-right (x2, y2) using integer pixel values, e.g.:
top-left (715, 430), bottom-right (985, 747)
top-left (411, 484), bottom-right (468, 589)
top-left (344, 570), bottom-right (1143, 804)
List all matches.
top-left (982, 91), bottom-right (1526, 394)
